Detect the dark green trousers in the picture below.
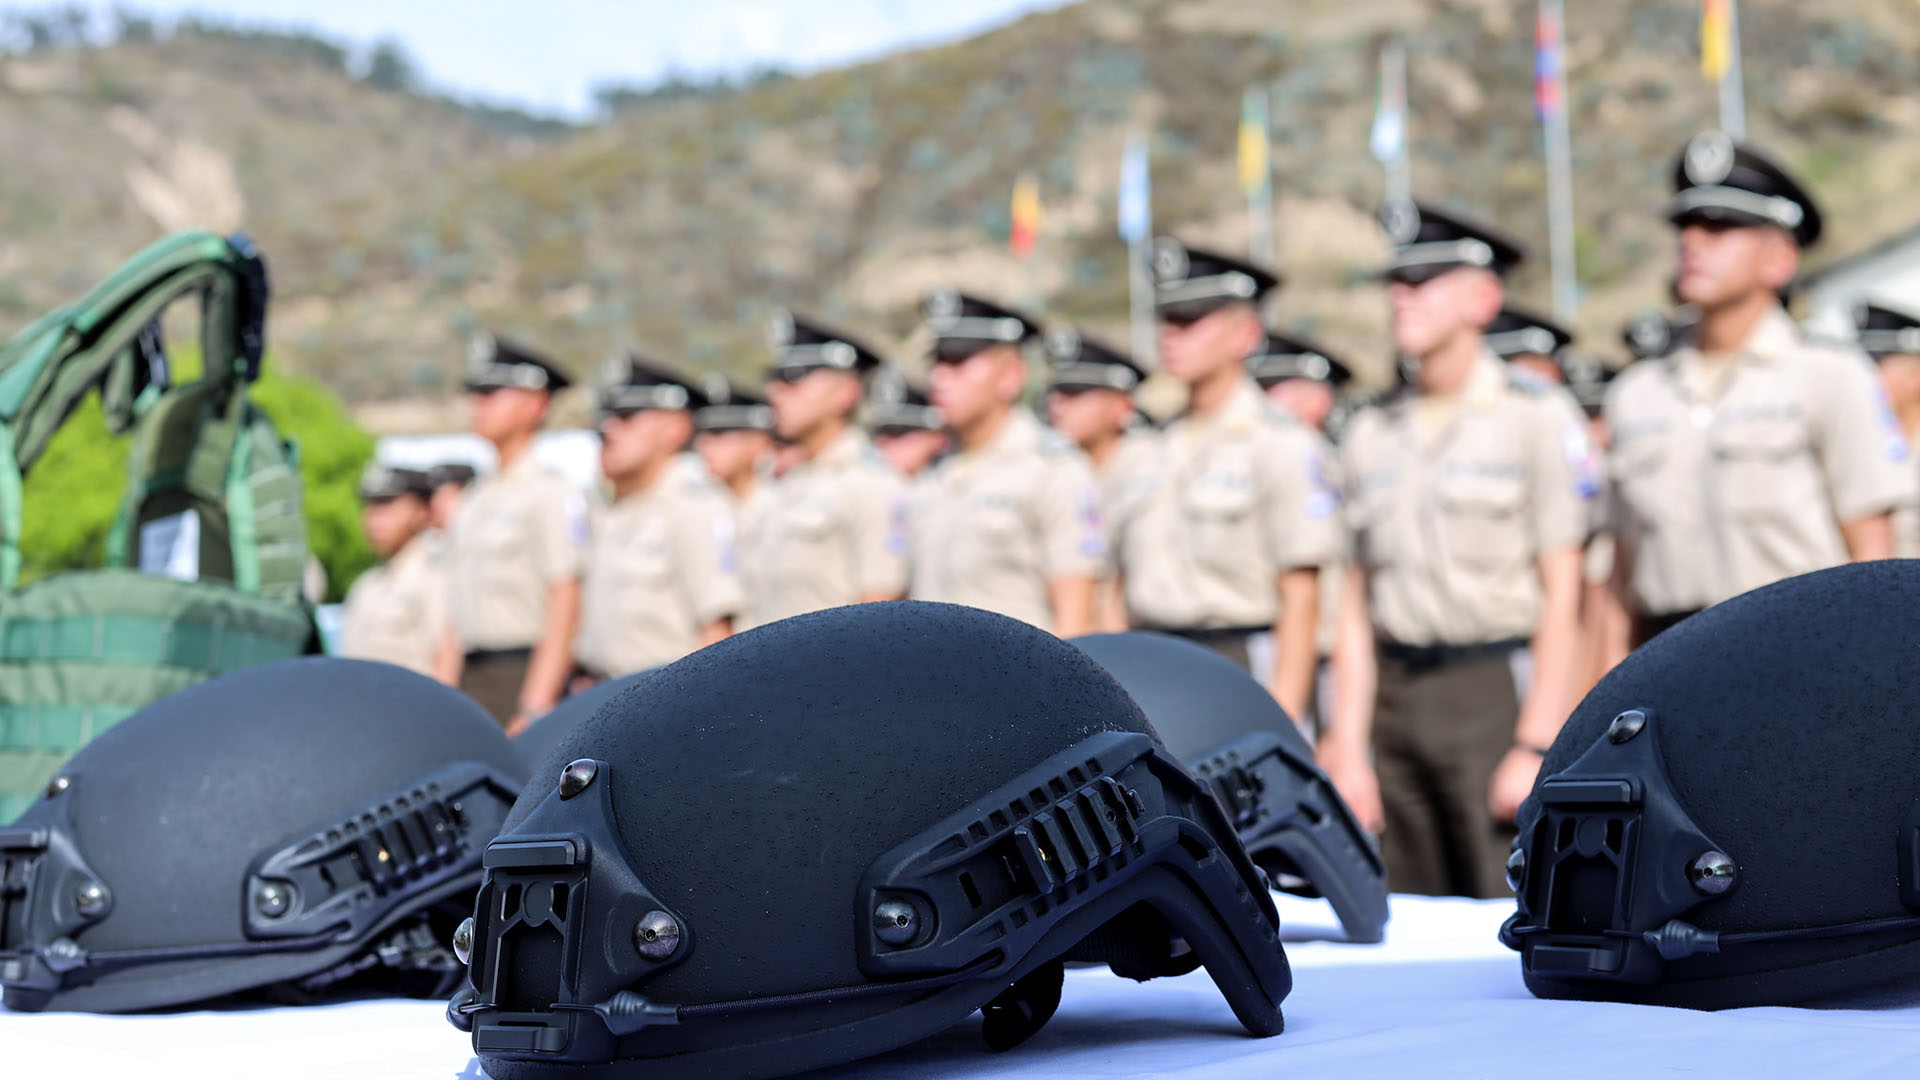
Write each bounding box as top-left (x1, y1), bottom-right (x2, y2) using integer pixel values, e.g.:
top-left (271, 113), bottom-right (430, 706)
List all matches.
top-left (1372, 649), bottom-right (1521, 898)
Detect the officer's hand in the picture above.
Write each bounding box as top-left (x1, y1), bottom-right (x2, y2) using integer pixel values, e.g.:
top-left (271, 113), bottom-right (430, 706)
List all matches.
top-left (1487, 747), bottom-right (1543, 824)
top-left (1316, 741), bottom-right (1384, 834)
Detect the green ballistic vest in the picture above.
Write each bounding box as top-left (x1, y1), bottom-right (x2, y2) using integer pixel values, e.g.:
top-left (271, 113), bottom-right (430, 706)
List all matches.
top-left (0, 232), bottom-right (315, 822)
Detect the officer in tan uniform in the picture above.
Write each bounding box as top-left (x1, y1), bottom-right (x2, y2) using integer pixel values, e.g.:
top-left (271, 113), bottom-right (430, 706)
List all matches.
top-left (741, 310), bottom-right (909, 628)
top-left (1248, 330), bottom-right (1353, 436)
top-left (339, 463), bottom-right (448, 678)
top-left (692, 377), bottom-right (775, 527)
top-left (1854, 300), bottom-right (1920, 558)
top-left (1245, 330), bottom-right (1355, 729)
top-left (868, 367), bottom-right (949, 479)
top-left (1600, 133), bottom-right (1910, 656)
top-left (914, 291), bottom-right (1105, 635)
top-left (1042, 327), bottom-right (1155, 633)
top-left (573, 355), bottom-right (743, 682)
top-left (436, 333), bottom-right (585, 732)
top-left (1319, 201), bottom-right (1592, 898)
top-left (1116, 243), bottom-right (1342, 721)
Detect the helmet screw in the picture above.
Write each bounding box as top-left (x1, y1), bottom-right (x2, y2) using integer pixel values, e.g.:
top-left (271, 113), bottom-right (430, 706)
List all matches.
top-left (73, 882), bottom-right (109, 917)
top-left (634, 910), bottom-right (681, 960)
top-left (452, 916), bottom-right (475, 966)
top-left (1505, 847), bottom-right (1527, 893)
top-left (558, 759), bottom-right (598, 800)
top-left (253, 881), bottom-right (292, 918)
top-left (44, 774), bottom-right (71, 799)
top-left (1608, 709), bottom-right (1648, 744)
top-left (872, 899), bottom-right (920, 946)
top-left (1689, 851), bottom-right (1737, 896)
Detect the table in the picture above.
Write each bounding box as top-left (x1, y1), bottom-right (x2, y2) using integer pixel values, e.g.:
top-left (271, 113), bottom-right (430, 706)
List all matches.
top-left (7, 894), bottom-right (1920, 1078)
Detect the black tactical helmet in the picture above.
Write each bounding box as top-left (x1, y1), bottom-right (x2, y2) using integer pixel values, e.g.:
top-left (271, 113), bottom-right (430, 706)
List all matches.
top-left (450, 602), bottom-right (1290, 1078)
top-left (1071, 633), bottom-right (1389, 943)
top-left (512, 669), bottom-right (659, 773)
top-left (0, 658), bottom-right (526, 1013)
top-left (1503, 562), bottom-right (1920, 1009)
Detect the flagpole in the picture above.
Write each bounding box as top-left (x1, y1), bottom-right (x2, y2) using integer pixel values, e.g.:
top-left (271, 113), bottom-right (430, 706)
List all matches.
top-left (1372, 41), bottom-right (1411, 206)
top-left (1720, 0), bottom-right (1746, 139)
top-left (1118, 133), bottom-right (1156, 370)
top-left (1540, 0), bottom-right (1578, 319)
top-left (1241, 85), bottom-right (1276, 270)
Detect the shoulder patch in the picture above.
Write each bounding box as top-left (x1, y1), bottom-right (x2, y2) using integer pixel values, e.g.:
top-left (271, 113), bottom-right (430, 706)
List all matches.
top-left (1505, 365), bottom-right (1555, 395)
top-left (1038, 428), bottom-right (1078, 457)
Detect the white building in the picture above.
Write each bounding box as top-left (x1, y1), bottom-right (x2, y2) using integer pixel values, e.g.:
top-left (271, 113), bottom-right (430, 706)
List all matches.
top-left (1800, 221), bottom-right (1920, 341)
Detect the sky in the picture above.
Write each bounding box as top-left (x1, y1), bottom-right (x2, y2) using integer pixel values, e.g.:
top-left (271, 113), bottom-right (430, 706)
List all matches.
top-left (58, 0), bottom-right (1072, 118)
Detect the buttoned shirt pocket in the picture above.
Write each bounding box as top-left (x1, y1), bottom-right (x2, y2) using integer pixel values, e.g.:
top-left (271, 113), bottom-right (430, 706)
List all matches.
top-left (782, 502), bottom-right (837, 545)
top-left (968, 494), bottom-right (1027, 568)
top-left (1711, 418), bottom-right (1810, 515)
top-left (1437, 467), bottom-right (1529, 570)
top-left (1182, 472), bottom-right (1258, 573)
top-left (475, 512), bottom-right (528, 566)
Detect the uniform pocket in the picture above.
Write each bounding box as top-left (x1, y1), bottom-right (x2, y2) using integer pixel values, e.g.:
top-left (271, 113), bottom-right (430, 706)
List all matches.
top-left (1183, 475), bottom-right (1258, 572)
top-left (1710, 420), bottom-right (1807, 514)
top-left (1438, 468), bottom-right (1528, 569)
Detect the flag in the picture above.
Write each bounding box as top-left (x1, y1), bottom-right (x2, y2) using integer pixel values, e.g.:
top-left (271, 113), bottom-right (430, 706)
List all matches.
top-left (1010, 172), bottom-right (1040, 258)
top-left (1369, 43), bottom-right (1405, 165)
top-left (1533, 2), bottom-right (1564, 122)
top-left (1238, 86), bottom-right (1269, 198)
top-left (1118, 135), bottom-right (1150, 244)
top-left (1701, 0), bottom-right (1732, 81)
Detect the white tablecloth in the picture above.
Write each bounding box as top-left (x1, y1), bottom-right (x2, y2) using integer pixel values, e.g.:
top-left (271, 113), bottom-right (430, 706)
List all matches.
top-left (8, 894), bottom-right (1920, 1078)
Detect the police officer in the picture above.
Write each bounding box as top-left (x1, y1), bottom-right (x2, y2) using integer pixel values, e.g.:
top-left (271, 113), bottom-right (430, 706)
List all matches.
top-left (741, 310), bottom-right (909, 629)
top-left (1042, 326), bottom-right (1154, 633)
top-left (573, 355), bottom-right (743, 682)
top-left (1855, 300), bottom-right (1920, 558)
top-left (914, 291), bottom-right (1105, 635)
top-left (1115, 242), bottom-right (1341, 721)
top-left (1247, 329), bottom-right (1353, 437)
top-left (427, 462), bottom-right (476, 539)
top-left (1245, 329), bottom-right (1355, 729)
top-left (1321, 200), bottom-right (1591, 898)
top-left (868, 366), bottom-right (950, 479)
top-left (692, 376), bottom-right (775, 516)
top-left (1599, 132), bottom-right (1910, 653)
top-left (1486, 304), bottom-right (1575, 387)
top-left (437, 333), bottom-right (586, 732)
top-left (339, 462), bottom-right (448, 678)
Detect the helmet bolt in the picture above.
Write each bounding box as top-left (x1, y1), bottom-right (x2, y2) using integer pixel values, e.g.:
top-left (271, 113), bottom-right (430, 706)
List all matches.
top-left (559, 759), bottom-right (598, 800)
top-left (253, 881), bottom-right (292, 918)
top-left (44, 774), bottom-right (71, 799)
top-left (873, 899), bottom-right (920, 947)
top-left (1608, 710), bottom-right (1648, 744)
top-left (635, 910), bottom-right (682, 960)
top-left (73, 882), bottom-right (109, 918)
top-left (1689, 851), bottom-right (1737, 896)
top-left (452, 916), bottom-right (475, 966)
top-left (1505, 847), bottom-right (1527, 893)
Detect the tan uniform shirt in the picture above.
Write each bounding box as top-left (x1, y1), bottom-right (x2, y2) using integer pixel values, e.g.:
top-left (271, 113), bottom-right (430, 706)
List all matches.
top-left (1343, 351), bottom-right (1591, 646)
top-left (1604, 308), bottom-right (1911, 614)
top-left (339, 538), bottom-right (448, 676)
top-left (446, 453), bottom-right (587, 651)
top-left (1095, 433), bottom-right (1160, 606)
top-left (1117, 379), bottom-right (1343, 630)
top-left (911, 410), bottom-right (1107, 630)
top-left (574, 456), bottom-right (744, 677)
top-left (739, 428), bottom-right (908, 628)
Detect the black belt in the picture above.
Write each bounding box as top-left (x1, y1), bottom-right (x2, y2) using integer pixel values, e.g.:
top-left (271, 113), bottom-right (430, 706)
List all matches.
top-left (1378, 636), bottom-right (1528, 674)
top-left (1148, 625), bottom-right (1268, 643)
top-left (464, 647), bottom-right (533, 664)
top-left (1631, 609), bottom-right (1701, 647)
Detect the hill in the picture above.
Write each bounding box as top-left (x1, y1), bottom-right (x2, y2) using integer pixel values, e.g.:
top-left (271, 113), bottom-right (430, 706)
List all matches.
top-left (1, 1), bottom-right (1917, 428)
